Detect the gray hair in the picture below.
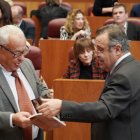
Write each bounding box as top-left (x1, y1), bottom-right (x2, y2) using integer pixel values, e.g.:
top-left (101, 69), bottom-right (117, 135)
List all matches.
top-left (96, 24), bottom-right (130, 52)
top-left (0, 25), bottom-right (25, 46)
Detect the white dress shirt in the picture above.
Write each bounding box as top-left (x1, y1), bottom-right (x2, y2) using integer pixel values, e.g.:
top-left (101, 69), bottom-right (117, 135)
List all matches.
top-left (1, 66), bottom-right (39, 139)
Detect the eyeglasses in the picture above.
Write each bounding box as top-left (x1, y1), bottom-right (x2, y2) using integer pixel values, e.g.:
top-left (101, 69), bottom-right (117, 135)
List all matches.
top-left (0, 45), bottom-right (30, 58)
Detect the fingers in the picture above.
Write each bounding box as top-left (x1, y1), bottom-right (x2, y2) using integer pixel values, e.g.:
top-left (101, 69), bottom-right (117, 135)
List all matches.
top-left (36, 99), bottom-right (62, 118)
top-left (12, 112), bottom-right (32, 128)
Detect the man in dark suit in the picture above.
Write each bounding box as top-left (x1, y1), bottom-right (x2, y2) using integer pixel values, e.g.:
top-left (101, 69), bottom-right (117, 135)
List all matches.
top-left (0, 25), bottom-right (50, 140)
top-left (31, 0), bottom-right (69, 39)
top-left (11, 5), bottom-right (35, 44)
top-left (37, 24), bottom-right (140, 140)
top-left (112, 3), bottom-right (140, 41)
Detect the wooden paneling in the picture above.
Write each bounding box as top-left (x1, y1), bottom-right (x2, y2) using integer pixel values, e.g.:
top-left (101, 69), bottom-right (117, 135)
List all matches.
top-left (40, 39), bottom-right (140, 88)
top-left (53, 79), bottom-right (105, 140)
top-left (87, 16), bottom-right (110, 38)
top-left (40, 39), bottom-right (74, 88)
top-left (129, 41), bottom-right (140, 61)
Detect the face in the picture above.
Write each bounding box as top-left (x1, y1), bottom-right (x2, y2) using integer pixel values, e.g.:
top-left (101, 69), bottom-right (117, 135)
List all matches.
top-left (0, 35), bottom-right (28, 72)
top-left (78, 48), bottom-right (93, 65)
top-left (11, 9), bottom-right (21, 25)
top-left (73, 13), bottom-right (84, 30)
top-left (95, 33), bottom-right (120, 72)
top-left (113, 6), bottom-right (128, 25)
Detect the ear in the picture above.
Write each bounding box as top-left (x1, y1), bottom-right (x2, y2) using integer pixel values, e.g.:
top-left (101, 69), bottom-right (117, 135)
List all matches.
top-left (114, 44), bottom-right (122, 55)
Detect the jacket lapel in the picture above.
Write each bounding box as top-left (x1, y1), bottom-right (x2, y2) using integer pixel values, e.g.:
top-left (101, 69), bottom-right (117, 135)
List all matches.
top-left (20, 61), bottom-right (39, 98)
top-left (111, 55), bottom-right (134, 75)
top-left (0, 69), bottom-right (18, 112)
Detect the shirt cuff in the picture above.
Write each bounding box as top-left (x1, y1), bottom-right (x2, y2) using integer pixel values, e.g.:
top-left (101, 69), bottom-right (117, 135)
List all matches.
top-left (10, 113), bottom-right (15, 127)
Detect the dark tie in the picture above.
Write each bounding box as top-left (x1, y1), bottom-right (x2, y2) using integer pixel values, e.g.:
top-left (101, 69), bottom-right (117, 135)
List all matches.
top-left (12, 71), bottom-right (34, 140)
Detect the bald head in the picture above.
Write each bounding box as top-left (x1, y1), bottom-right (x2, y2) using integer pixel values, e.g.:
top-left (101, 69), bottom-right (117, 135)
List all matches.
top-left (11, 5), bottom-right (23, 25)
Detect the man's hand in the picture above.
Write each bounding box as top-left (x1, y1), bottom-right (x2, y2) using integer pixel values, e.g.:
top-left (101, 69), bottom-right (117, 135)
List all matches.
top-left (37, 99), bottom-right (62, 118)
top-left (12, 112), bottom-right (32, 128)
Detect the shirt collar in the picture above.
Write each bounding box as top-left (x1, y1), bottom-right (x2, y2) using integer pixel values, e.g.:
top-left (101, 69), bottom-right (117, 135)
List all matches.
top-left (110, 52), bottom-right (131, 74)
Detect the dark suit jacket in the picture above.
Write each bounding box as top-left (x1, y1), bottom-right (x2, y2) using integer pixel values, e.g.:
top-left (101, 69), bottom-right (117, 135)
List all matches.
top-left (60, 55), bottom-right (140, 140)
top-left (92, 0), bottom-right (118, 16)
top-left (20, 20), bottom-right (35, 44)
top-left (127, 21), bottom-right (140, 41)
top-left (0, 59), bottom-right (48, 140)
top-left (35, 3), bottom-right (68, 38)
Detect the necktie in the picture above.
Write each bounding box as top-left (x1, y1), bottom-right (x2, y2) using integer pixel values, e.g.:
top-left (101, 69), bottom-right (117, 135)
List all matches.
top-left (12, 71), bottom-right (34, 140)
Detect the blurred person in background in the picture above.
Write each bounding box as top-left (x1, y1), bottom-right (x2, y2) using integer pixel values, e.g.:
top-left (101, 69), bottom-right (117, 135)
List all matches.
top-left (92, 0), bottom-right (119, 16)
top-left (0, 0), bottom-right (13, 27)
top-left (31, 0), bottom-right (69, 39)
top-left (112, 3), bottom-right (140, 41)
top-left (60, 9), bottom-right (91, 40)
top-left (130, 3), bottom-right (140, 17)
top-left (11, 5), bottom-right (35, 44)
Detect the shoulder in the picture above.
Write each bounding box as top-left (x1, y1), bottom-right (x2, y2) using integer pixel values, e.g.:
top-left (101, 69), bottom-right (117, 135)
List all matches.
top-left (21, 20), bottom-right (34, 28)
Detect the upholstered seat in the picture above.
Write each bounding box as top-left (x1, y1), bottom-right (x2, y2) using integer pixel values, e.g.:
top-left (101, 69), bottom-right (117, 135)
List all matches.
top-left (25, 46), bottom-right (42, 77)
top-left (48, 18), bottom-right (66, 38)
top-left (104, 18), bottom-right (140, 26)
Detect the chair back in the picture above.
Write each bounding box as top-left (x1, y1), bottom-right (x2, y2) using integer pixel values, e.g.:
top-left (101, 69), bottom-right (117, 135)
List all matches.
top-left (25, 46), bottom-right (42, 71)
top-left (104, 18), bottom-right (140, 26)
top-left (48, 18), bottom-right (66, 38)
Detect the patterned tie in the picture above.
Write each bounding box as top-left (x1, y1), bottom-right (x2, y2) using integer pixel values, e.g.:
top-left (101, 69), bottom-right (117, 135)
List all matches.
top-left (12, 71), bottom-right (34, 140)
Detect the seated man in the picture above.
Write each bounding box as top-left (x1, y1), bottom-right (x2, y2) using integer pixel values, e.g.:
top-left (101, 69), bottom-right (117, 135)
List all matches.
top-left (112, 3), bottom-right (140, 41)
top-left (31, 0), bottom-right (69, 39)
top-left (11, 5), bottom-right (35, 44)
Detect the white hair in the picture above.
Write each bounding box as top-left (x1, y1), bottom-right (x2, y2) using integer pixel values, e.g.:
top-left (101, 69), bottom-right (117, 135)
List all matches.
top-left (0, 25), bottom-right (25, 46)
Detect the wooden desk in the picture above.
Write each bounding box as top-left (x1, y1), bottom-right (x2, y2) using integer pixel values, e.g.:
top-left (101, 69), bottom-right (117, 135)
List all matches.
top-left (129, 41), bottom-right (140, 61)
top-left (53, 79), bottom-right (105, 140)
top-left (40, 39), bottom-right (74, 88)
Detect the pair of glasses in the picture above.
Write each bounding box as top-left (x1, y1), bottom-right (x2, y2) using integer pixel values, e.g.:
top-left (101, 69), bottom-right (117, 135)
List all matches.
top-left (0, 45), bottom-right (30, 58)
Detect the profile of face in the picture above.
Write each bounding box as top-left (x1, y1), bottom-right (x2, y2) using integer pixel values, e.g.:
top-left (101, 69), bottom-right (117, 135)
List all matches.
top-left (0, 35), bottom-right (28, 72)
top-left (73, 13), bottom-right (84, 30)
top-left (95, 33), bottom-right (118, 72)
top-left (78, 48), bottom-right (93, 66)
top-left (113, 6), bottom-right (128, 25)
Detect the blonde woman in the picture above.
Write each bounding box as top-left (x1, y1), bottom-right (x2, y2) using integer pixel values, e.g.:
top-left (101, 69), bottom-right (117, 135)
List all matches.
top-left (60, 9), bottom-right (91, 40)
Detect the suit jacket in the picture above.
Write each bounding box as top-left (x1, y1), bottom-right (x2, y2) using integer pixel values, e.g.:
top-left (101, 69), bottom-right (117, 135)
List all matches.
top-left (35, 3), bottom-right (68, 38)
top-left (92, 0), bottom-right (118, 16)
top-left (127, 22), bottom-right (140, 41)
top-left (130, 4), bottom-right (140, 17)
top-left (60, 55), bottom-right (140, 140)
top-left (20, 20), bottom-right (35, 44)
top-left (0, 59), bottom-right (48, 140)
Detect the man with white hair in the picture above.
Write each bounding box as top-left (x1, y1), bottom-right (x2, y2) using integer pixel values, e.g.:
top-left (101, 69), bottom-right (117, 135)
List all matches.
top-left (0, 25), bottom-right (49, 140)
